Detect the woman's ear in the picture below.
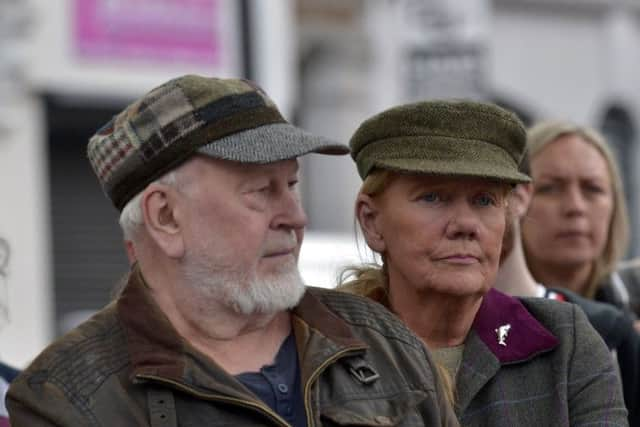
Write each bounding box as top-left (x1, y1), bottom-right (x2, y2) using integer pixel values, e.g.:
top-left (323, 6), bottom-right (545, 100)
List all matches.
top-left (141, 183), bottom-right (185, 258)
top-left (355, 193), bottom-right (386, 254)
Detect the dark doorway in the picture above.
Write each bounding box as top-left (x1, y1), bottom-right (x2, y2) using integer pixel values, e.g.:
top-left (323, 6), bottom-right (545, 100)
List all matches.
top-left (45, 94), bottom-right (130, 335)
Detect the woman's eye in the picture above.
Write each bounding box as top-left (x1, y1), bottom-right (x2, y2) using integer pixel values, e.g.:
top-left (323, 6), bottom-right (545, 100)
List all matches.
top-left (288, 180), bottom-right (299, 189)
top-left (584, 183), bottom-right (605, 194)
top-left (475, 194), bottom-right (496, 206)
top-left (421, 192), bottom-right (440, 203)
top-left (534, 183), bottom-right (555, 194)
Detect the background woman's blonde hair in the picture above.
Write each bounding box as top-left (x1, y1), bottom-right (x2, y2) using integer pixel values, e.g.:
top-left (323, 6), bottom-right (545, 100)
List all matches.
top-left (524, 120), bottom-right (630, 298)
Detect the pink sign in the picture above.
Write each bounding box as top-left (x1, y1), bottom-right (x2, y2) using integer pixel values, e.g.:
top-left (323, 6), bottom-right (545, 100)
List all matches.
top-left (74, 0), bottom-right (221, 65)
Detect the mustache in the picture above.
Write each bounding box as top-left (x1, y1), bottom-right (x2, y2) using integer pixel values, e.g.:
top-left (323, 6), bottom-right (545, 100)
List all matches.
top-left (262, 232), bottom-right (299, 255)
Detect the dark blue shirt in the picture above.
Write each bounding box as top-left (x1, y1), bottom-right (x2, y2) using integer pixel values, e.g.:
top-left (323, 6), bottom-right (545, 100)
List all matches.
top-left (0, 362), bottom-right (18, 383)
top-left (236, 333), bottom-right (307, 427)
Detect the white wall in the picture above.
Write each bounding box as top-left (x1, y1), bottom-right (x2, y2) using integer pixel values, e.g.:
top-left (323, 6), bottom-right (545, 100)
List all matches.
top-left (489, 7), bottom-right (606, 123)
top-left (604, 8), bottom-right (640, 101)
top-left (0, 96), bottom-right (52, 368)
top-left (298, 232), bottom-right (366, 288)
top-left (248, 0), bottom-right (297, 117)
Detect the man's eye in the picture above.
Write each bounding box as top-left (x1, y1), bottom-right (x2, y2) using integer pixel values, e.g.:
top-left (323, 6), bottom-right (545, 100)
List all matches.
top-left (253, 185), bottom-right (270, 194)
top-left (288, 180), bottom-right (299, 189)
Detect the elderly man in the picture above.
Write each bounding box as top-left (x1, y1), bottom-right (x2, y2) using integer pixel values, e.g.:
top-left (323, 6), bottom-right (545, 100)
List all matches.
top-left (7, 75), bottom-right (457, 426)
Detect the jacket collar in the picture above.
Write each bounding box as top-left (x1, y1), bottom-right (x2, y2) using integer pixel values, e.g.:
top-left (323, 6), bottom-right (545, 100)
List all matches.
top-left (117, 267), bottom-right (187, 382)
top-left (365, 286), bottom-right (558, 363)
top-left (117, 267), bottom-right (367, 392)
top-left (456, 288), bottom-right (559, 415)
top-left (292, 288), bottom-right (365, 348)
top-left (471, 288), bottom-right (559, 364)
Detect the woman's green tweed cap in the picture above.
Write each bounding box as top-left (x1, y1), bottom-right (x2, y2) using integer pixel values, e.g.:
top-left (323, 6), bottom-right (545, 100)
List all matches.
top-left (349, 100), bottom-right (531, 183)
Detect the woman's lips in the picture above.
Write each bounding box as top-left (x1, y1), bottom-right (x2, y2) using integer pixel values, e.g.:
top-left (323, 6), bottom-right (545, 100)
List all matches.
top-left (438, 254), bottom-right (479, 265)
top-left (556, 231), bottom-right (588, 239)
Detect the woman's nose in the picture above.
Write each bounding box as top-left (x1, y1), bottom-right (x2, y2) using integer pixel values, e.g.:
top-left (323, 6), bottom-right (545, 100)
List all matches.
top-left (562, 186), bottom-right (587, 216)
top-left (445, 201), bottom-right (480, 240)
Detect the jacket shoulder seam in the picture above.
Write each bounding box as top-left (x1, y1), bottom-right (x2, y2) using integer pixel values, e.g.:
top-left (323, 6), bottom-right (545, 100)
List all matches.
top-left (309, 288), bottom-right (425, 351)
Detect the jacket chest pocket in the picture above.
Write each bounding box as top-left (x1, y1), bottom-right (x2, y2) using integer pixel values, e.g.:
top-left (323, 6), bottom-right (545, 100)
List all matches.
top-left (319, 390), bottom-right (427, 426)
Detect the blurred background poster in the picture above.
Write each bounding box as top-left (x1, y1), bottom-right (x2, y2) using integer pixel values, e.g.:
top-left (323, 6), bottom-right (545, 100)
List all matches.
top-left (73, 0), bottom-right (221, 66)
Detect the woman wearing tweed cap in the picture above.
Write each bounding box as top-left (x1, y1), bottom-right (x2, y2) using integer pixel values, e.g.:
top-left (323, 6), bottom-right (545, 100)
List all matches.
top-left (339, 100), bottom-right (628, 426)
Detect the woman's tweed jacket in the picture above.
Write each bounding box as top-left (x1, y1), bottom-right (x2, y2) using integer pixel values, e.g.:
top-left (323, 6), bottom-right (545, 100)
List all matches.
top-left (550, 287), bottom-right (639, 426)
top-left (374, 288), bottom-right (628, 426)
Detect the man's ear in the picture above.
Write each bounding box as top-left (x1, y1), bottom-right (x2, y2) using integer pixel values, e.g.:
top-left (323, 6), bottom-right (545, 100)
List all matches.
top-left (124, 240), bottom-right (136, 265)
top-left (510, 183), bottom-right (533, 219)
top-left (355, 193), bottom-right (386, 254)
top-left (141, 183), bottom-right (185, 258)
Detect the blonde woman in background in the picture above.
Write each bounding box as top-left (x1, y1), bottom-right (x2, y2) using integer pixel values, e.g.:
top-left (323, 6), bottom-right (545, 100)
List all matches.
top-left (522, 121), bottom-right (640, 321)
top-left (340, 100), bottom-right (628, 426)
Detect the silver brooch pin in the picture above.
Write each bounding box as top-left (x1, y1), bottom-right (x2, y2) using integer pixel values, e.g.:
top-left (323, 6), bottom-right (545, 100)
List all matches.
top-left (495, 324), bottom-right (511, 347)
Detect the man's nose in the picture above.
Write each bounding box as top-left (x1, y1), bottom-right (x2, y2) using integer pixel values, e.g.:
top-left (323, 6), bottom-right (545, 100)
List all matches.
top-left (272, 189), bottom-right (308, 230)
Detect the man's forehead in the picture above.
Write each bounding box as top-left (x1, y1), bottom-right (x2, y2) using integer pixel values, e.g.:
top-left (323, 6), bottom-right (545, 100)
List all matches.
top-left (226, 157), bottom-right (299, 177)
top-left (188, 155), bottom-right (300, 179)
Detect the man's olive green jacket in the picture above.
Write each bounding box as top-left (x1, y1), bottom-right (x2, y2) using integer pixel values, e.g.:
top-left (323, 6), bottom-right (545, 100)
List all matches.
top-left (7, 269), bottom-right (458, 426)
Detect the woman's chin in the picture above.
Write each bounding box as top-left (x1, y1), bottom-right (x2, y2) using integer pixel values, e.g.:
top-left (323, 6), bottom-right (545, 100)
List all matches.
top-left (416, 277), bottom-right (491, 298)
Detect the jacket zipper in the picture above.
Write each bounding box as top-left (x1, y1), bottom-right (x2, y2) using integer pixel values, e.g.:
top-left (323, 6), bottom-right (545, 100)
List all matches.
top-left (302, 345), bottom-right (367, 427)
top-left (136, 374), bottom-right (291, 427)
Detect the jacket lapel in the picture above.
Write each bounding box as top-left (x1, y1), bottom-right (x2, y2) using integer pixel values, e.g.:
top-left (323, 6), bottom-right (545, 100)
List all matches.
top-left (455, 289), bottom-right (559, 416)
top-left (291, 289), bottom-right (368, 388)
top-left (454, 330), bottom-right (500, 415)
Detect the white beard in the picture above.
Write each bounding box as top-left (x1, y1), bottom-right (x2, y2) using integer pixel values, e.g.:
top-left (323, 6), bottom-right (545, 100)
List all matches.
top-left (181, 250), bottom-right (306, 316)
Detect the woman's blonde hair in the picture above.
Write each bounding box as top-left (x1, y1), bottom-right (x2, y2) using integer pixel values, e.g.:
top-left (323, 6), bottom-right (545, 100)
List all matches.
top-left (338, 169), bottom-right (394, 297)
top-left (524, 120), bottom-right (630, 298)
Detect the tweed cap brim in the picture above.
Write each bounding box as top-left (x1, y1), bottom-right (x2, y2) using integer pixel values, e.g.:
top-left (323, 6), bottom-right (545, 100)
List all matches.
top-left (356, 136), bottom-right (531, 184)
top-left (197, 123), bottom-right (348, 163)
